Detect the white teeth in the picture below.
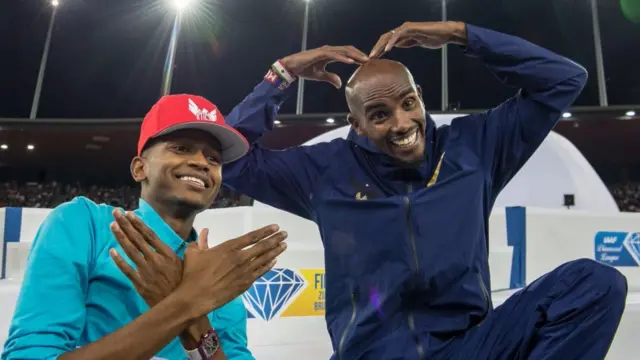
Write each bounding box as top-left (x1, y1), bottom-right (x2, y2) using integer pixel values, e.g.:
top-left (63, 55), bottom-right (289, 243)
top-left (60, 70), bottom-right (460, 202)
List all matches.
top-left (179, 176), bottom-right (205, 187)
top-left (391, 131), bottom-right (418, 148)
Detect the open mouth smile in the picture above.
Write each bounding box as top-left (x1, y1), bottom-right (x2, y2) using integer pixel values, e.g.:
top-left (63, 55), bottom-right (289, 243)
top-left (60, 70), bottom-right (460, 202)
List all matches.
top-left (390, 128), bottom-right (419, 149)
top-left (176, 175), bottom-right (209, 189)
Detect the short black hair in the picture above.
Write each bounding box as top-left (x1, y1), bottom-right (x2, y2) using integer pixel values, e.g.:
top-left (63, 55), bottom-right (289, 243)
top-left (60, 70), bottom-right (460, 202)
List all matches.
top-left (140, 137), bottom-right (162, 157)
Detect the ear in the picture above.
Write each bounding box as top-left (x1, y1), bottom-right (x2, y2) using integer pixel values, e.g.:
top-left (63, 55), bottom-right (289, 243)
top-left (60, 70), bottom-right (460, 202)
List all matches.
top-left (130, 156), bottom-right (147, 184)
top-left (416, 84), bottom-right (423, 100)
top-left (347, 113), bottom-right (365, 136)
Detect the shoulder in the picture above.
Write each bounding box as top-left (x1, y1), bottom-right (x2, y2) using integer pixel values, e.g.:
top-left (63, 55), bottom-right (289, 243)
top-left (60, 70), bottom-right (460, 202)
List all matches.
top-left (41, 196), bottom-right (93, 227)
top-left (446, 113), bottom-right (485, 131)
top-left (302, 137), bottom-right (349, 154)
top-left (37, 196), bottom-right (120, 249)
top-left (27, 197), bottom-right (111, 270)
top-left (297, 138), bottom-right (350, 169)
top-left (45, 196), bottom-right (116, 227)
top-left (437, 113), bottom-right (491, 142)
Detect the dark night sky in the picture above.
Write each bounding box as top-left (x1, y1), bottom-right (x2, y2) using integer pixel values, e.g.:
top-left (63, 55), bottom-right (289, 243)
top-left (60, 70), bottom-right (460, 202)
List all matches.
top-left (0, 0), bottom-right (638, 119)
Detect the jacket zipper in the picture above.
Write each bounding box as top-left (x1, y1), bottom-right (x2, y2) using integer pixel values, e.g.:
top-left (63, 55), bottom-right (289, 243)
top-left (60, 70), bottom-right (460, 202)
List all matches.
top-left (477, 272), bottom-right (490, 316)
top-left (338, 292), bottom-right (357, 360)
top-left (408, 311), bottom-right (426, 359)
top-left (405, 184), bottom-right (425, 359)
top-left (405, 184), bottom-right (420, 271)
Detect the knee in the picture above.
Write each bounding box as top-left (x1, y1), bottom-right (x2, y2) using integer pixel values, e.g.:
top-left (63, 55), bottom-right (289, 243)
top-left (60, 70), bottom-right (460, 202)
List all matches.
top-left (566, 258), bottom-right (628, 303)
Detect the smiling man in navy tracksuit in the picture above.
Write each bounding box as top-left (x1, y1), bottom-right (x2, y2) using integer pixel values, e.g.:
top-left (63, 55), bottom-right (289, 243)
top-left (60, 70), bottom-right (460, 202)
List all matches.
top-left (222, 21), bottom-right (627, 359)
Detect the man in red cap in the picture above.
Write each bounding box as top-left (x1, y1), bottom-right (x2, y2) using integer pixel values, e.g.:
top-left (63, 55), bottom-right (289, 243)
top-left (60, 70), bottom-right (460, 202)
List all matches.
top-left (3, 94), bottom-right (287, 360)
top-left (137, 95), bottom-right (250, 164)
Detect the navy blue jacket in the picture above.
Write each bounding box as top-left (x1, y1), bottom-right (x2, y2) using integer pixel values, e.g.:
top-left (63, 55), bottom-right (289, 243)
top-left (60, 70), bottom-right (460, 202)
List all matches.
top-left (223, 24), bottom-right (587, 359)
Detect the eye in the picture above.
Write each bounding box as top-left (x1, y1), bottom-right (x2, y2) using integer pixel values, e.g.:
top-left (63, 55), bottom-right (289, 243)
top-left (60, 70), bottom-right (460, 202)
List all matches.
top-left (204, 148), bottom-right (222, 165)
top-left (207, 156), bottom-right (221, 165)
top-left (371, 111), bottom-right (387, 122)
top-left (171, 144), bottom-right (188, 153)
top-left (403, 97), bottom-right (416, 109)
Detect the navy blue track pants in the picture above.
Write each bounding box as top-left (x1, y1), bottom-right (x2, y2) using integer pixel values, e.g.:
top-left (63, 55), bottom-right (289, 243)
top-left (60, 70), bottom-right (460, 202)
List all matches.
top-left (447, 259), bottom-right (627, 360)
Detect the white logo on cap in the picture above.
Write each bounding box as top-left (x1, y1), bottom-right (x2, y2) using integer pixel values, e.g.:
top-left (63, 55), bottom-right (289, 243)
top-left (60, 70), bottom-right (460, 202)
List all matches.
top-left (188, 98), bottom-right (217, 122)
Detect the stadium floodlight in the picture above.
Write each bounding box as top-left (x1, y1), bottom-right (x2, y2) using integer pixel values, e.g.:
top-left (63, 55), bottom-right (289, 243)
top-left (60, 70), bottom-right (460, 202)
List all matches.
top-left (162, 0), bottom-right (197, 95)
top-left (626, 110), bottom-right (636, 117)
top-left (326, 118), bottom-right (335, 124)
top-left (296, 0), bottom-right (311, 114)
top-left (0, 144), bottom-right (7, 150)
top-left (562, 112), bottom-right (572, 118)
top-left (31, 1), bottom-right (59, 119)
top-left (172, 0), bottom-right (192, 11)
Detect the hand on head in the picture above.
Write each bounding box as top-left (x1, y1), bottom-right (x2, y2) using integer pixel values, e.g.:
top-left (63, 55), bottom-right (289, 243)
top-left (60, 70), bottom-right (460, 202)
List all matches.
top-left (369, 21), bottom-right (464, 58)
top-left (282, 21), bottom-right (466, 88)
top-left (280, 45), bottom-right (369, 88)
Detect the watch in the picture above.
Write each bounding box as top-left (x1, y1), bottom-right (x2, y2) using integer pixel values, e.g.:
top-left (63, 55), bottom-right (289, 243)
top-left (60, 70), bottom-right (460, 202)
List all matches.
top-left (185, 328), bottom-right (220, 360)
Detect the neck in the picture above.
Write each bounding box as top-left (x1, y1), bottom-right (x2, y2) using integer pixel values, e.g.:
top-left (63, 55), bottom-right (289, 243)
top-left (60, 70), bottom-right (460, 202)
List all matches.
top-left (141, 195), bottom-right (198, 241)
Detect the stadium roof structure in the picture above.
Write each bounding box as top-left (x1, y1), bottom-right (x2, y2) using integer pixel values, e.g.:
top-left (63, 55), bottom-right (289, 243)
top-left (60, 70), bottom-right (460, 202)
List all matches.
top-left (0, 108), bottom-right (638, 183)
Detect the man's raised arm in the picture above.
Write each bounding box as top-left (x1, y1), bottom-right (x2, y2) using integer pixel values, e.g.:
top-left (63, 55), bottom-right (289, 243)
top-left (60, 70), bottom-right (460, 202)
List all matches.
top-left (223, 46), bottom-right (368, 219)
top-left (371, 21), bottom-right (587, 200)
top-left (456, 23), bottom-right (587, 198)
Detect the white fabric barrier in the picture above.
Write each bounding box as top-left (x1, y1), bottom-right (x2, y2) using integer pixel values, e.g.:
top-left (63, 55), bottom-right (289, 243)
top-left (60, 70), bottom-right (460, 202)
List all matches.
top-left (0, 206), bottom-right (513, 359)
top-left (524, 207), bottom-right (640, 290)
top-left (1, 207), bottom-right (515, 288)
top-left (2, 206), bottom-right (640, 359)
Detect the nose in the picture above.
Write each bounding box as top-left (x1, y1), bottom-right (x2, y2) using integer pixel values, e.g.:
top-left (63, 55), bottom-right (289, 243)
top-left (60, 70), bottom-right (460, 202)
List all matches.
top-left (390, 111), bottom-right (414, 133)
top-left (186, 151), bottom-right (210, 171)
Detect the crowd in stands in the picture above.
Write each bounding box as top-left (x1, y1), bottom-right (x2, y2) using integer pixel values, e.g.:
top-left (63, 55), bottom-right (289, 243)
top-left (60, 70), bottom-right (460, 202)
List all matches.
top-left (2, 181), bottom-right (640, 212)
top-left (610, 182), bottom-right (640, 212)
top-left (0, 181), bottom-right (250, 210)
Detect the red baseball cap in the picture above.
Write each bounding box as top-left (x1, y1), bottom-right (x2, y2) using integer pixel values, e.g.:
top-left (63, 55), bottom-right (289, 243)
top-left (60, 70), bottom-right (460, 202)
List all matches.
top-left (138, 94), bottom-right (249, 163)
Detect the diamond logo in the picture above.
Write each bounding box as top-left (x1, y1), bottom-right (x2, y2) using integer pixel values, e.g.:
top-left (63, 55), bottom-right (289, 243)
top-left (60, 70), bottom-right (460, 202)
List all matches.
top-left (242, 268), bottom-right (307, 321)
top-left (624, 232), bottom-right (640, 264)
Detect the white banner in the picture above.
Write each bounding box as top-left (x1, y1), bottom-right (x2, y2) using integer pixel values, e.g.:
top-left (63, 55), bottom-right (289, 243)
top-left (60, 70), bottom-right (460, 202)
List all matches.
top-left (0, 205), bottom-right (514, 359)
top-left (4, 205), bottom-right (640, 358)
top-left (524, 207), bottom-right (640, 291)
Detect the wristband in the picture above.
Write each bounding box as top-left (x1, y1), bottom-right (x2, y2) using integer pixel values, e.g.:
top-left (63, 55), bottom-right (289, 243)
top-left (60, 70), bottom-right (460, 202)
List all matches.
top-left (272, 60), bottom-right (296, 84)
top-left (264, 60), bottom-right (296, 90)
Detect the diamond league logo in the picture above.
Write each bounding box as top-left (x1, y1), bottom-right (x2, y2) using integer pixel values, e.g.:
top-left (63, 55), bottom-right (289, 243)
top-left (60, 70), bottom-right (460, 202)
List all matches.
top-left (626, 232), bottom-right (640, 262)
top-left (242, 268), bottom-right (307, 321)
top-left (594, 231), bottom-right (640, 266)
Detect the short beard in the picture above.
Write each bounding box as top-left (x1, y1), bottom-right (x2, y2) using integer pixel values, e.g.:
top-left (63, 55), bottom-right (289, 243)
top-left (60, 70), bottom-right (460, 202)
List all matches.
top-left (168, 196), bottom-right (209, 219)
top-left (393, 155), bottom-right (423, 169)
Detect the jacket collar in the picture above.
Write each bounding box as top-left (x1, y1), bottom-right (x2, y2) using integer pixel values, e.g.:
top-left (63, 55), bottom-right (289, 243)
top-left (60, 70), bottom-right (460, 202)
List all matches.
top-left (133, 198), bottom-right (198, 255)
top-left (346, 114), bottom-right (438, 182)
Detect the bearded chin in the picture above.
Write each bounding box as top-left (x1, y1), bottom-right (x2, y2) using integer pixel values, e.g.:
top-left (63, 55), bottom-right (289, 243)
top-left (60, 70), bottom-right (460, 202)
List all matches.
top-left (394, 155), bottom-right (424, 169)
top-left (168, 194), bottom-right (209, 218)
